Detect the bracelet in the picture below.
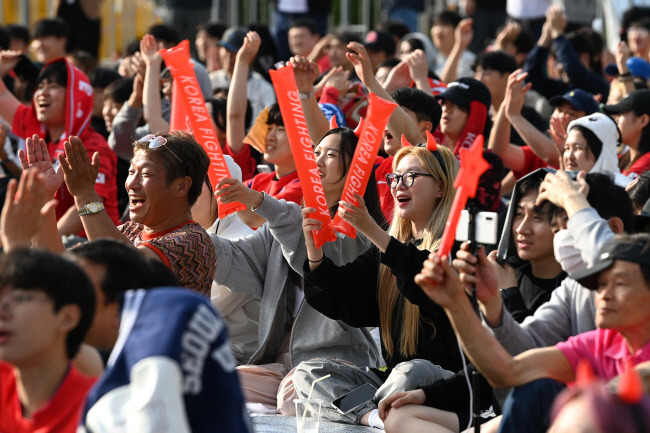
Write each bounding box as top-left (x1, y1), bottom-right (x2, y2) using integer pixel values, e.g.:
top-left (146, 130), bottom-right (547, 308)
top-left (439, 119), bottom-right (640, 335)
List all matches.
top-left (299, 89), bottom-right (315, 100)
top-left (308, 256), bottom-right (324, 263)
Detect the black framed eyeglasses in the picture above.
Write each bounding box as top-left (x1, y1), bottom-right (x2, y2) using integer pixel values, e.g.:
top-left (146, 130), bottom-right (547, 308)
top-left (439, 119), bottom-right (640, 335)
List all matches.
top-left (140, 134), bottom-right (182, 162)
top-left (386, 172), bottom-right (433, 189)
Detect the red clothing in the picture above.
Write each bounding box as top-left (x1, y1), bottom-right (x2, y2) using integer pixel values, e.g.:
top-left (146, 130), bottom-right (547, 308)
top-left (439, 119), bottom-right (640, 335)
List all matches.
top-left (511, 146), bottom-right (558, 180)
top-left (374, 156), bottom-right (394, 223)
top-left (246, 170), bottom-right (303, 204)
top-left (624, 152), bottom-right (650, 179)
top-left (318, 85), bottom-right (368, 129)
top-left (0, 362), bottom-right (96, 433)
top-left (11, 58), bottom-right (119, 226)
top-left (556, 328), bottom-right (650, 381)
top-left (222, 140), bottom-right (256, 182)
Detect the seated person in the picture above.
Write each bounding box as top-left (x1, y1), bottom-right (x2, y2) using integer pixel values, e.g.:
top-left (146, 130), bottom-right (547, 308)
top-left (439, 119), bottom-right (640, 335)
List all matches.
top-left (0, 55), bottom-right (119, 236)
top-left (416, 232), bottom-right (650, 433)
top-left (0, 248), bottom-right (97, 433)
top-left (22, 132), bottom-right (217, 296)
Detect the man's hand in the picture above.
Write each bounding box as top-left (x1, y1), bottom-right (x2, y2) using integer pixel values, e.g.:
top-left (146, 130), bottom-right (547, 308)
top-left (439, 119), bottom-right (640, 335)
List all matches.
top-left (346, 42), bottom-right (376, 87)
top-left (377, 389), bottom-right (425, 420)
top-left (452, 242), bottom-right (500, 304)
top-left (383, 61), bottom-right (412, 93)
top-left (290, 55), bottom-right (321, 93)
top-left (17, 134), bottom-right (64, 197)
top-left (616, 41), bottom-right (631, 75)
top-left (58, 136), bottom-right (101, 199)
top-left (548, 115), bottom-right (569, 162)
top-left (415, 252), bottom-right (465, 309)
top-left (404, 49), bottom-right (429, 83)
top-left (504, 70), bottom-right (531, 119)
top-left (455, 18), bottom-right (474, 51)
top-left (547, 6), bottom-right (567, 39)
top-left (0, 50), bottom-right (21, 77)
top-left (494, 22), bottom-right (522, 53)
top-left (237, 31), bottom-right (261, 65)
top-left (536, 170), bottom-right (590, 217)
top-left (1, 168), bottom-right (57, 251)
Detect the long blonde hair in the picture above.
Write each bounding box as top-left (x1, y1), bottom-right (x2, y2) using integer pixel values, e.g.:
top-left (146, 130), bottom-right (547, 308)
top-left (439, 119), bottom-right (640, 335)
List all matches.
top-left (379, 145), bottom-right (458, 358)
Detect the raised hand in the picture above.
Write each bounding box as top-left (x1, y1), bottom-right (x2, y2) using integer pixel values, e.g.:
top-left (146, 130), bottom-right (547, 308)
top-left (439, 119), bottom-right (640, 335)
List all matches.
top-left (0, 168), bottom-right (57, 251)
top-left (58, 136), bottom-right (101, 198)
top-left (140, 34), bottom-right (162, 65)
top-left (616, 41), bottom-right (631, 74)
top-left (237, 31), bottom-right (261, 65)
top-left (215, 178), bottom-right (263, 210)
top-left (324, 67), bottom-right (351, 93)
top-left (504, 69), bottom-right (532, 119)
top-left (536, 169), bottom-right (589, 210)
top-left (302, 206), bottom-right (325, 268)
top-left (455, 18), bottom-right (474, 51)
top-left (17, 134), bottom-right (64, 196)
top-left (346, 42), bottom-right (376, 86)
top-left (548, 115), bottom-right (569, 159)
top-left (415, 252), bottom-right (464, 309)
top-left (338, 193), bottom-right (376, 234)
top-left (404, 49), bottom-right (429, 83)
top-left (494, 22), bottom-right (522, 52)
top-left (0, 50), bottom-right (21, 77)
top-left (290, 55), bottom-right (321, 93)
top-left (383, 61), bottom-right (411, 92)
top-left (546, 5), bottom-right (567, 39)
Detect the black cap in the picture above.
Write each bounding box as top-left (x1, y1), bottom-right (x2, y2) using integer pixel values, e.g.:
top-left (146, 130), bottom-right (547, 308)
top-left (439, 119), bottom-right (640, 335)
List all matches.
top-left (217, 26), bottom-right (249, 53)
top-left (602, 89), bottom-right (650, 116)
top-left (364, 30), bottom-right (396, 56)
top-left (570, 235), bottom-right (650, 289)
top-left (435, 77), bottom-right (491, 110)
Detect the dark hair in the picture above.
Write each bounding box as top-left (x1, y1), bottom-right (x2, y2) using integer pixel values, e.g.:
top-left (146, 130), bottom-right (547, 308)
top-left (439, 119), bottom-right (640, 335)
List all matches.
top-left (147, 24), bottom-right (180, 46)
top-left (289, 18), bottom-right (319, 35)
top-left (546, 172), bottom-right (634, 233)
top-left (133, 131), bottom-right (210, 206)
top-left (567, 28), bottom-right (603, 75)
top-left (402, 37), bottom-right (425, 53)
top-left (332, 29), bottom-right (362, 46)
top-left (7, 24), bottom-right (30, 45)
top-left (266, 103), bottom-right (284, 127)
top-left (146, 258), bottom-right (181, 286)
top-left (378, 20), bottom-right (410, 41)
top-left (434, 10), bottom-right (462, 27)
top-left (378, 58), bottom-right (401, 70)
top-left (32, 18), bottom-right (68, 40)
top-left (208, 97), bottom-right (253, 133)
top-left (67, 239), bottom-right (152, 304)
top-left (0, 27), bottom-right (10, 51)
top-left (517, 175), bottom-right (557, 224)
top-left (570, 125), bottom-right (603, 160)
top-left (89, 67), bottom-right (121, 89)
top-left (513, 28), bottom-right (535, 54)
top-left (317, 127), bottom-right (387, 229)
top-left (122, 39), bottom-right (141, 57)
top-left (0, 249), bottom-right (95, 358)
top-left (36, 59), bottom-right (68, 87)
top-left (104, 77), bottom-right (134, 104)
top-left (628, 171), bottom-right (650, 211)
top-left (195, 21), bottom-right (227, 39)
top-left (473, 50), bottom-right (518, 74)
top-left (391, 87), bottom-right (442, 129)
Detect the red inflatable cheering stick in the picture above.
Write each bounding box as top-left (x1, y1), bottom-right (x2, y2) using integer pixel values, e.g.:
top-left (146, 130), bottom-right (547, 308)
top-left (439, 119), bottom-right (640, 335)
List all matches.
top-left (269, 64), bottom-right (336, 248)
top-left (437, 135), bottom-right (489, 257)
top-left (159, 40), bottom-right (244, 219)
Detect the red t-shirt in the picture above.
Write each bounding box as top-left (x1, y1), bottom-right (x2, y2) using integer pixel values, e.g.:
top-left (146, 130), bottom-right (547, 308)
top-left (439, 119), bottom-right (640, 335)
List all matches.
top-left (12, 104), bottom-right (120, 226)
top-left (246, 171), bottom-right (303, 204)
top-left (374, 155), bottom-right (394, 223)
top-left (221, 140), bottom-right (256, 182)
top-left (511, 146), bottom-right (558, 180)
top-left (0, 362), bottom-right (96, 433)
top-left (624, 152), bottom-right (650, 179)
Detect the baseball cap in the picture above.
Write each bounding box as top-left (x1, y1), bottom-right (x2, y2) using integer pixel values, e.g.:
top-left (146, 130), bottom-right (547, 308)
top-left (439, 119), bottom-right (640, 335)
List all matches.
top-left (570, 235), bottom-right (650, 289)
top-left (217, 27), bottom-right (249, 53)
top-left (602, 89), bottom-right (650, 116)
top-left (549, 89), bottom-right (599, 115)
top-left (434, 77), bottom-right (491, 110)
top-left (627, 57), bottom-right (650, 81)
top-left (364, 30), bottom-right (396, 56)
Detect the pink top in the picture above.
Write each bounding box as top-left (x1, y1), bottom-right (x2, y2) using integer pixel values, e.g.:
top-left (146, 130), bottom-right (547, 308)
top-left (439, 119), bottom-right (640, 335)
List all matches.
top-left (556, 328), bottom-right (650, 380)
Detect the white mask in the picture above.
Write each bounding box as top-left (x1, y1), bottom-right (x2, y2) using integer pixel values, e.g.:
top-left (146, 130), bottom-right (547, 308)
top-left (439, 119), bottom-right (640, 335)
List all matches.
top-left (553, 229), bottom-right (587, 274)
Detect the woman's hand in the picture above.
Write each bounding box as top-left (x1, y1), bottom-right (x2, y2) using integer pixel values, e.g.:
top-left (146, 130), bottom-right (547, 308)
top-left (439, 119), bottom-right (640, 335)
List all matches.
top-left (215, 178), bottom-right (264, 210)
top-left (377, 389), bottom-right (425, 420)
top-left (237, 31), bottom-right (261, 65)
top-left (338, 193), bottom-right (376, 234)
top-left (302, 206), bottom-right (325, 269)
top-left (140, 34), bottom-right (162, 65)
top-left (290, 55), bottom-right (321, 93)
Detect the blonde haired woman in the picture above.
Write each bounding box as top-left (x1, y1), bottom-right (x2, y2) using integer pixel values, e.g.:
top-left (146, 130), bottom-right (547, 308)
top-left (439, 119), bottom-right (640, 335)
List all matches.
top-left (294, 145), bottom-right (461, 428)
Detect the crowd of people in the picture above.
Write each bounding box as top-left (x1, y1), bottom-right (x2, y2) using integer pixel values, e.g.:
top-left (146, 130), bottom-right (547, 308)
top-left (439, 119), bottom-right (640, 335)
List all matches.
top-left (1, 1), bottom-right (650, 432)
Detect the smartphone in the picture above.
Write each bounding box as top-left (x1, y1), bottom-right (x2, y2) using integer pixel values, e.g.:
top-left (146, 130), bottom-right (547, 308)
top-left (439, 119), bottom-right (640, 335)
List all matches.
top-left (332, 383), bottom-right (377, 414)
top-left (455, 210), bottom-right (498, 245)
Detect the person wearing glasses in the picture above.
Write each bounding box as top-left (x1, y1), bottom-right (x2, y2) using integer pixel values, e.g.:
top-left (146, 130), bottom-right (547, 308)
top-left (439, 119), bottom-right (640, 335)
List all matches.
top-left (0, 54), bottom-right (120, 239)
top-left (20, 131), bottom-right (217, 297)
top-left (0, 249), bottom-right (97, 433)
top-left (291, 144), bottom-right (460, 429)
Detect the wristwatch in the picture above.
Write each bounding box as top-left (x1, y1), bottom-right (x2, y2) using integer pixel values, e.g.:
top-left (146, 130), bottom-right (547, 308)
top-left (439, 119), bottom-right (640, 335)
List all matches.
top-left (78, 201), bottom-right (105, 216)
top-left (299, 89), bottom-right (315, 100)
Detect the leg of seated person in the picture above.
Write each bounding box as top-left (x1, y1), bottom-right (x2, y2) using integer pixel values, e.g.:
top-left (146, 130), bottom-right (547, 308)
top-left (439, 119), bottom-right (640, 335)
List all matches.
top-left (277, 366), bottom-right (299, 415)
top-left (374, 359), bottom-right (456, 402)
top-left (498, 379), bottom-right (566, 433)
top-left (236, 363), bottom-right (289, 407)
top-left (291, 358), bottom-right (384, 424)
top-left (384, 405), bottom-right (458, 433)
